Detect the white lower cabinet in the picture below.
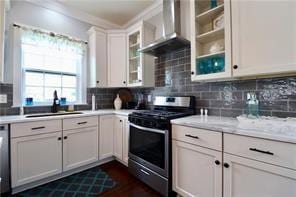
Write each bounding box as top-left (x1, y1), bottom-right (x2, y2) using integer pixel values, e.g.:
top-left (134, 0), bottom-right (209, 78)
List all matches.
top-left (113, 116), bottom-right (123, 160)
top-left (172, 140), bottom-right (222, 197)
top-left (99, 115), bottom-right (114, 160)
top-left (63, 127), bottom-right (98, 171)
top-left (223, 153), bottom-right (296, 197)
top-left (11, 132), bottom-right (62, 187)
top-left (122, 117), bottom-right (129, 164)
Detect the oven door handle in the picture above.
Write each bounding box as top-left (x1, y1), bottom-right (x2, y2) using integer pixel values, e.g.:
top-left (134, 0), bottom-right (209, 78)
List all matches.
top-left (129, 123), bottom-right (166, 134)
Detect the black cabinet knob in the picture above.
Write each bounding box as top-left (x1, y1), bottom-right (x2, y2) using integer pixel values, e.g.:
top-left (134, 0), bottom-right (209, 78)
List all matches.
top-left (233, 65), bottom-right (238, 69)
top-left (64, 136), bottom-right (68, 140)
top-left (123, 81), bottom-right (126, 84)
top-left (224, 163), bottom-right (230, 168)
top-left (58, 137), bottom-right (62, 141)
top-left (96, 81), bottom-right (99, 84)
top-left (191, 71), bottom-right (194, 75)
top-left (120, 120), bottom-right (122, 122)
top-left (215, 160), bottom-right (220, 165)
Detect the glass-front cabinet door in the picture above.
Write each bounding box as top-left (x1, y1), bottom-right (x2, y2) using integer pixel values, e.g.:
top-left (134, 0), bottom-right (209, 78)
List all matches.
top-left (128, 29), bottom-right (142, 86)
top-left (190, 0), bottom-right (232, 81)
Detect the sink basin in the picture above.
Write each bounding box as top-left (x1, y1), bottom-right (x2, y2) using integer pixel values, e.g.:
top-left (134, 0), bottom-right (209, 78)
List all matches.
top-left (25, 112), bottom-right (83, 118)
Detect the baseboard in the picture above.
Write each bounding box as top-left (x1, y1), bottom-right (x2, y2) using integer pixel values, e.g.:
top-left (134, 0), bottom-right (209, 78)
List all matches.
top-left (12, 157), bottom-right (114, 194)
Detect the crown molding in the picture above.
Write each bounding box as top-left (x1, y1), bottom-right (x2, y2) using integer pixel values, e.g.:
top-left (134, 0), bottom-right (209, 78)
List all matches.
top-left (122, 0), bottom-right (162, 29)
top-left (24, 0), bottom-right (122, 29)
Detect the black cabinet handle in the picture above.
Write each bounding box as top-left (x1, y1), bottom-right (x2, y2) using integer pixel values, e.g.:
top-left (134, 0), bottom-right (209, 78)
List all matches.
top-left (139, 80), bottom-right (142, 82)
top-left (185, 134), bottom-right (199, 139)
top-left (191, 71), bottom-right (194, 75)
top-left (233, 65), bottom-right (238, 69)
top-left (249, 148), bottom-right (274, 155)
top-left (64, 136), bottom-right (68, 140)
top-left (58, 137), bottom-right (62, 141)
top-left (77, 121), bottom-right (87, 125)
top-left (224, 163), bottom-right (230, 168)
top-left (215, 160), bottom-right (220, 165)
top-left (31, 126), bottom-right (45, 130)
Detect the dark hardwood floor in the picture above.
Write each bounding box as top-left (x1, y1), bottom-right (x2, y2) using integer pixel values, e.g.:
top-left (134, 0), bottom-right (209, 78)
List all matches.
top-left (99, 161), bottom-right (161, 197)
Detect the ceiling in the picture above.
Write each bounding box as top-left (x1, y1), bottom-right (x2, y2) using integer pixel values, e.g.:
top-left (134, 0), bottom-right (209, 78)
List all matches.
top-left (57, 0), bottom-right (156, 26)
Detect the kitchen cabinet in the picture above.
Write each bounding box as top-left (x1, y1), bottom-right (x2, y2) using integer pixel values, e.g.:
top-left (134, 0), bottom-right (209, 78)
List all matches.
top-left (190, 0), bottom-right (232, 81)
top-left (11, 132), bottom-right (62, 187)
top-left (107, 31), bottom-right (127, 87)
top-left (126, 21), bottom-right (155, 87)
top-left (172, 140), bottom-right (222, 197)
top-left (122, 117), bottom-right (129, 165)
top-left (232, 0), bottom-right (296, 77)
top-left (63, 127), bottom-right (98, 171)
top-left (99, 115), bottom-right (114, 160)
top-left (88, 27), bottom-right (108, 87)
top-left (0, 0), bottom-right (5, 82)
top-left (223, 153), bottom-right (296, 197)
top-left (113, 116), bottom-right (123, 160)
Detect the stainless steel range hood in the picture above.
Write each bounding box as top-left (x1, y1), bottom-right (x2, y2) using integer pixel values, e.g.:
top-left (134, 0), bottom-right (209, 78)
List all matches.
top-left (139, 0), bottom-right (190, 56)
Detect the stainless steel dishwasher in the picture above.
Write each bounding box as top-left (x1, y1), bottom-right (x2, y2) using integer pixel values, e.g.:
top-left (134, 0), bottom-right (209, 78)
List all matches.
top-left (0, 124), bottom-right (10, 195)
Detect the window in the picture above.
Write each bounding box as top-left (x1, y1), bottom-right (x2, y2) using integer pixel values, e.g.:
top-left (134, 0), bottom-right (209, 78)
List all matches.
top-left (13, 26), bottom-right (87, 106)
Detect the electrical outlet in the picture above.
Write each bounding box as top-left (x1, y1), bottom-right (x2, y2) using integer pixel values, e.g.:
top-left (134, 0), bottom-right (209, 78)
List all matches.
top-left (0, 94), bottom-right (7, 104)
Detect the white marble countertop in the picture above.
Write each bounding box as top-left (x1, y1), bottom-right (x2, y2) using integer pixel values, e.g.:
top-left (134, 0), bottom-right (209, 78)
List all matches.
top-left (0, 109), bottom-right (135, 125)
top-left (171, 115), bottom-right (296, 144)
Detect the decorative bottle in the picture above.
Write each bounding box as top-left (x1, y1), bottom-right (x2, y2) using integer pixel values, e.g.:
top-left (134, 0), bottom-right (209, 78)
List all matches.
top-left (114, 94), bottom-right (122, 110)
top-left (246, 92), bottom-right (259, 118)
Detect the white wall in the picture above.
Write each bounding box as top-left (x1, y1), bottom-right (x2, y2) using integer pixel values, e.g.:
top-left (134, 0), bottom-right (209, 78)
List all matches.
top-left (4, 1), bottom-right (93, 82)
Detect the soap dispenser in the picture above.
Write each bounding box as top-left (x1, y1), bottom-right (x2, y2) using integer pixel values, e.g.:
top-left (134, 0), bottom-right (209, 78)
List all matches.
top-left (246, 92), bottom-right (259, 118)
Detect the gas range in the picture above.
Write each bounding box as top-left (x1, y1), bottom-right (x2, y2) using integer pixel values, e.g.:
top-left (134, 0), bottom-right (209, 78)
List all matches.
top-left (128, 96), bottom-right (195, 196)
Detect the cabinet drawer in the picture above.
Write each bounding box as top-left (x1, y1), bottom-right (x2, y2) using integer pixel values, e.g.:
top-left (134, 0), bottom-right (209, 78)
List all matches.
top-left (63, 116), bottom-right (98, 130)
top-left (11, 120), bottom-right (62, 138)
top-left (172, 125), bottom-right (222, 151)
top-left (224, 133), bottom-right (296, 170)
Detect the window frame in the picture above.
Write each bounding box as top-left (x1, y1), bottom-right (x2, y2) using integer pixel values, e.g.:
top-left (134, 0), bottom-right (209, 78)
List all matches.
top-left (12, 24), bottom-right (87, 107)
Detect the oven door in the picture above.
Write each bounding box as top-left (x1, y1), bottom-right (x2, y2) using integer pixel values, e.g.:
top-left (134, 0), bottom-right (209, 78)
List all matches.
top-left (129, 123), bottom-right (169, 178)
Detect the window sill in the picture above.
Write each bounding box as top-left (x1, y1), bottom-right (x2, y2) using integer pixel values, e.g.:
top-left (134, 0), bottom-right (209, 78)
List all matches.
top-left (12, 103), bottom-right (89, 108)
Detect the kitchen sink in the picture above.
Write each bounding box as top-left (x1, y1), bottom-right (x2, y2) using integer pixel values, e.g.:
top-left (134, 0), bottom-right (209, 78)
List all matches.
top-left (25, 112), bottom-right (83, 118)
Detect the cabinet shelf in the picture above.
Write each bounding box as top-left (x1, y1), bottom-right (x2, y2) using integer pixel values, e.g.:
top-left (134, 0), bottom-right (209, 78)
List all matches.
top-left (196, 28), bottom-right (224, 43)
top-left (197, 51), bottom-right (225, 59)
top-left (129, 56), bottom-right (140, 60)
top-left (129, 42), bottom-right (140, 48)
top-left (196, 4), bottom-right (224, 24)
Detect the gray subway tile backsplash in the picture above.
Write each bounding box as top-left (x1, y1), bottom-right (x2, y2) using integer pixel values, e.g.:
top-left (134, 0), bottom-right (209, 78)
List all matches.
top-left (1, 47), bottom-right (296, 118)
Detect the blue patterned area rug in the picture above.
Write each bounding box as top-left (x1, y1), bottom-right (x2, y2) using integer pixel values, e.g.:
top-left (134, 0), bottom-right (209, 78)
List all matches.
top-left (14, 167), bottom-right (117, 197)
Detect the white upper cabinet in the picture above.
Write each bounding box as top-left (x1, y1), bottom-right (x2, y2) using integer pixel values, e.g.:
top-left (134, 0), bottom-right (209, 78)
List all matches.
top-left (88, 27), bottom-right (108, 87)
top-left (107, 31), bottom-right (127, 87)
top-left (190, 0), bottom-right (232, 81)
top-left (232, 0), bottom-right (296, 77)
top-left (126, 21), bottom-right (155, 87)
top-left (0, 0), bottom-right (5, 82)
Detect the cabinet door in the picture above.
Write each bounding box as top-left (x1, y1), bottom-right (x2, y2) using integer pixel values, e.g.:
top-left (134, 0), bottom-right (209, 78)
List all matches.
top-left (63, 127), bottom-right (98, 171)
top-left (232, 0), bottom-right (296, 77)
top-left (113, 116), bottom-right (123, 160)
top-left (88, 28), bottom-right (107, 87)
top-left (0, 0), bottom-right (5, 82)
top-left (99, 115), bottom-right (114, 160)
top-left (172, 140), bottom-right (222, 197)
top-left (11, 132), bottom-right (62, 187)
top-left (223, 153), bottom-right (296, 197)
top-left (108, 33), bottom-right (127, 87)
top-left (122, 117), bottom-right (129, 165)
